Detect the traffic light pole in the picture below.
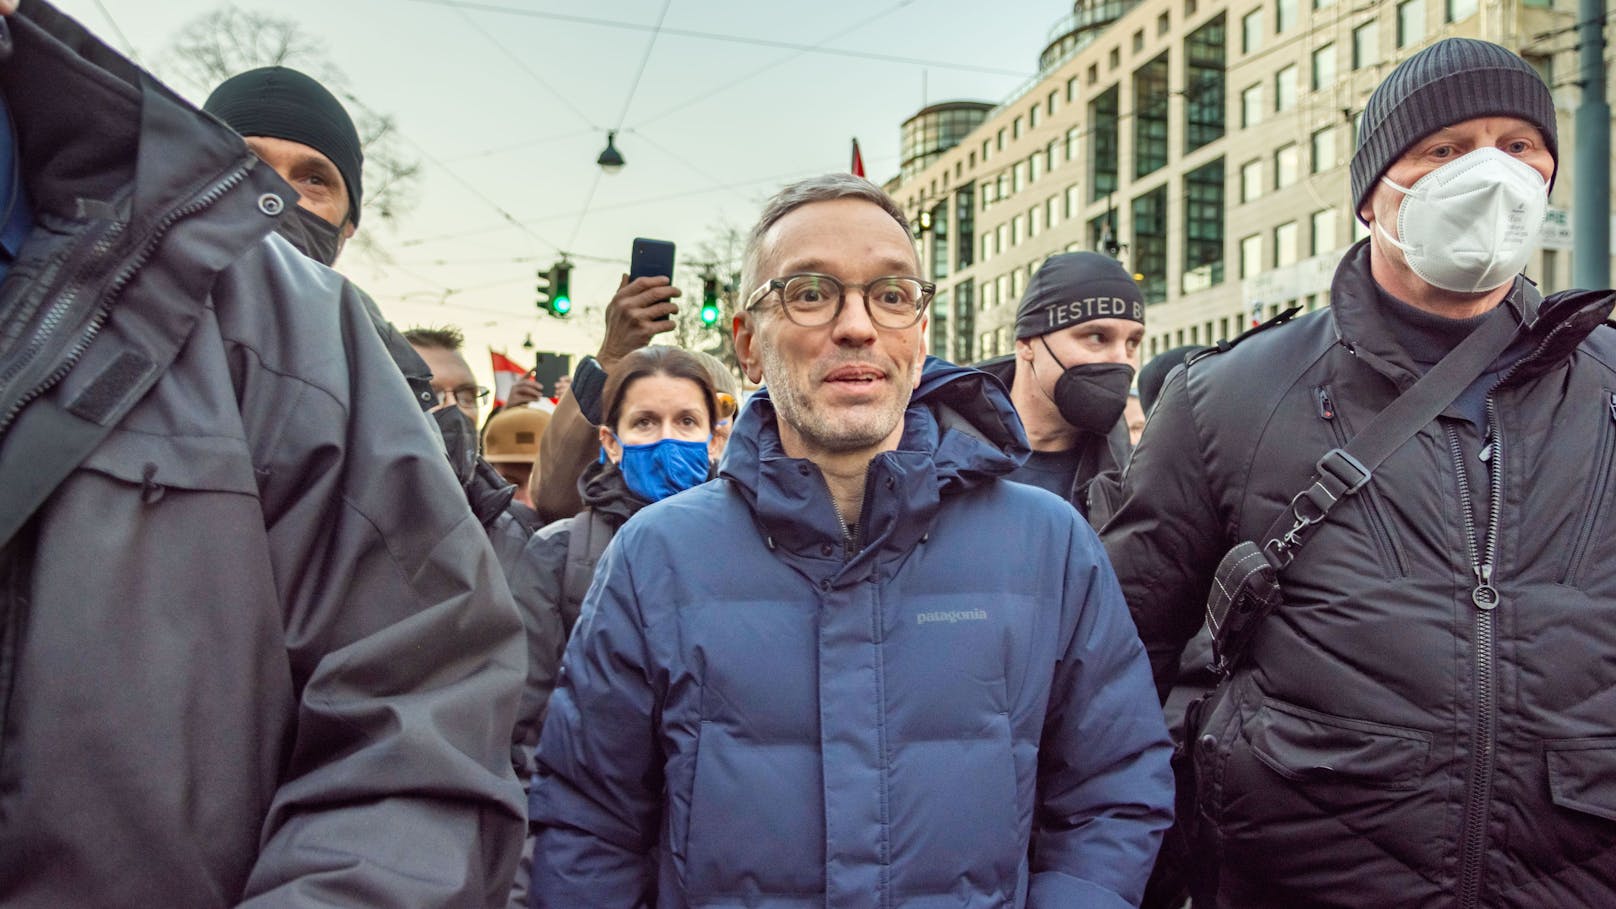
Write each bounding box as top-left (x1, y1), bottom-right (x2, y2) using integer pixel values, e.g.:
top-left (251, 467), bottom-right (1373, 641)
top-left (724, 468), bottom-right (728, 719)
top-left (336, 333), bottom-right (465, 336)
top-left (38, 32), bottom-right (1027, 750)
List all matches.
top-left (1571, 0), bottom-right (1609, 289)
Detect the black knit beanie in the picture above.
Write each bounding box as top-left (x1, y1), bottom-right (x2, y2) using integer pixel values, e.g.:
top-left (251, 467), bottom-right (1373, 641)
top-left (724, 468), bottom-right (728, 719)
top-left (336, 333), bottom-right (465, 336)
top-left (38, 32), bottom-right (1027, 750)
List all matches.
top-left (204, 67), bottom-right (365, 226)
top-left (1351, 37), bottom-right (1556, 222)
top-left (1015, 252), bottom-right (1145, 340)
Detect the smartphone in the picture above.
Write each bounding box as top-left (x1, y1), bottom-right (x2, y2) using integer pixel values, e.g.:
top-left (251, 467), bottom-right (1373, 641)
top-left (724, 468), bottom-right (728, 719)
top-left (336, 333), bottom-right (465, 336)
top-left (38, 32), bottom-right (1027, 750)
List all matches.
top-left (629, 238), bottom-right (676, 281)
top-left (629, 238), bottom-right (676, 321)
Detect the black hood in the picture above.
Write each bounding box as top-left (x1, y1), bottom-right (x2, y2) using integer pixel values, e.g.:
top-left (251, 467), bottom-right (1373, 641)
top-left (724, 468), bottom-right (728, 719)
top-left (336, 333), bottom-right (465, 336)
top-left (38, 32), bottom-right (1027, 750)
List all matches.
top-left (577, 457), bottom-right (648, 528)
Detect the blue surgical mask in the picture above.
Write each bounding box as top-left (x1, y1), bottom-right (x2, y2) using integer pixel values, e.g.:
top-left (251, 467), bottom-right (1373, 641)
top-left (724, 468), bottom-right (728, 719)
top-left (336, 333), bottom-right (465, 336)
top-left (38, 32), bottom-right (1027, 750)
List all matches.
top-left (615, 435), bottom-right (712, 502)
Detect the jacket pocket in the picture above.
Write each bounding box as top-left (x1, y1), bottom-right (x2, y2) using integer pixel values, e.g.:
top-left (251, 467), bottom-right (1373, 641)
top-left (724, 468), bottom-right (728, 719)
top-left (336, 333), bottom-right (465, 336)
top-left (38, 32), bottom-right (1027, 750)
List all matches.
top-left (1546, 737), bottom-right (1616, 823)
top-left (1314, 386), bottom-right (1406, 577)
top-left (1248, 698), bottom-right (1431, 791)
top-left (1559, 391), bottom-right (1616, 588)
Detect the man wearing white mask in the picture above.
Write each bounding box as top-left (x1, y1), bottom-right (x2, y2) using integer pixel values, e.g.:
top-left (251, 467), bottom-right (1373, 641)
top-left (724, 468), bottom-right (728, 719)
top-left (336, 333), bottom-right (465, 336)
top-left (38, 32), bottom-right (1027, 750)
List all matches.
top-left (1103, 38), bottom-right (1616, 907)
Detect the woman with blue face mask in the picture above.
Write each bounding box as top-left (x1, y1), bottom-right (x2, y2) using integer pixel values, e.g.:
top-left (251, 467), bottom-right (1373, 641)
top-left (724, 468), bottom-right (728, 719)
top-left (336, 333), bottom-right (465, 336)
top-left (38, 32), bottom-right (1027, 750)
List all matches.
top-left (504, 345), bottom-right (731, 908)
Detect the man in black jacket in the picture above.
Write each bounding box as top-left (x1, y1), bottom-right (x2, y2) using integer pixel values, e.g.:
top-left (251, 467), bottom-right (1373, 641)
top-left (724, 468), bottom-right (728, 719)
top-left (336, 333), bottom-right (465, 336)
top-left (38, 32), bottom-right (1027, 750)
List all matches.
top-left (1103, 38), bottom-right (1616, 907)
top-left (978, 251), bottom-right (1142, 523)
top-left (0, 3), bottom-right (526, 905)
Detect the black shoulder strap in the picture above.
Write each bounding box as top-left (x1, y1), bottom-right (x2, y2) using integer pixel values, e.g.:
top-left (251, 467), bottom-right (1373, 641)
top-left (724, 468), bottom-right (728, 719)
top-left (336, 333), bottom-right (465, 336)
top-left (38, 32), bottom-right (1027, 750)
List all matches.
top-left (1260, 306), bottom-right (1521, 568)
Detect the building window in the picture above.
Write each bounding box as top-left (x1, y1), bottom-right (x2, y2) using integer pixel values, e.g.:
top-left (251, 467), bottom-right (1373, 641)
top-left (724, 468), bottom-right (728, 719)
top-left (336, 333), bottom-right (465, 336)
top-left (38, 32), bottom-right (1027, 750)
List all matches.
top-left (998, 274), bottom-right (1011, 308)
top-left (953, 279), bottom-right (974, 363)
top-left (1275, 64), bottom-right (1298, 112)
top-left (1109, 47), bottom-right (1121, 69)
top-left (982, 138), bottom-right (991, 162)
top-left (930, 288), bottom-right (949, 357)
top-left (1310, 208), bottom-right (1337, 256)
top-left (1240, 233), bottom-right (1263, 278)
top-left (982, 279), bottom-right (996, 310)
top-left (1353, 21), bottom-right (1380, 70)
top-left (1030, 104), bottom-right (1041, 130)
top-left (1029, 153), bottom-right (1042, 184)
top-left (1135, 52), bottom-right (1171, 178)
top-left (1066, 76), bottom-right (1079, 101)
top-left (929, 201), bottom-right (949, 280)
top-left (1185, 14), bottom-right (1227, 153)
top-left (1047, 195), bottom-right (1061, 229)
top-left (1159, 12), bottom-right (1172, 35)
top-left (997, 223), bottom-right (1008, 256)
top-left (1066, 184), bottom-right (1082, 220)
top-left (1088, 62), bottom-right (1100, 84)
top-left (1310, 125), bottom-right (1337, 173)
top-left (1314, 0), bottom-right (1335, 8)
top-left (1184, 158), bottom-right (1226, 294)
top-left (1133, 186), bottom-right (1169, 304)
top-left (1133, 29), bottom-right (1145, 52)
top-left (1030, 204), bottom-right (1042, 238)
top-left (1242, 9), bottom-right (1262, 54)
top-left (997, 127), bottom-right (1007, 151)
top-left (1275, 221), bottom-right (1299, 267)
top-left (1446, 0), bottom-right (1476, 22)
top-left (955, 185), bottom-right (975, 269)
top-left (998, 172), bottom-right (1009, 200)
top-left (1275, 143), bottom-right (1300, 188)
top-left (1397, 0), bottom-right (1425, 47)
top-left (1276, 0), bottom-right (1298, 33)
top-left (1047, 90), bottom-right (1057, 115)
top-left (1311, 44), bottom-right (1336, 92)
top-left (1241, 159), bottom-right (1263, 202)
top-left (1241, 83), bottom-right (1263, 128)
top-left (1066, 127), bottom-right (1080, 162)
top-left (1047, 139), bottom-right (1060, 173)
top-left (1011, 269), bottom-right (1025, 300)
top-left (982, 232), bottom-right (993, 263)
top-left (1090, 85), bottom-right (1120, 201)
top-left (1013, 160), bottom-right (1026, 194)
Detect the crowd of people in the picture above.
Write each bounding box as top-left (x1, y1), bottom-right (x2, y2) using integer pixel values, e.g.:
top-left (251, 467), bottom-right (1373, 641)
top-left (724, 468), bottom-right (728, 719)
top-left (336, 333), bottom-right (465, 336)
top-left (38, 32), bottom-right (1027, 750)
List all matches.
top-left (1, 1), bottom-right (1613, 906)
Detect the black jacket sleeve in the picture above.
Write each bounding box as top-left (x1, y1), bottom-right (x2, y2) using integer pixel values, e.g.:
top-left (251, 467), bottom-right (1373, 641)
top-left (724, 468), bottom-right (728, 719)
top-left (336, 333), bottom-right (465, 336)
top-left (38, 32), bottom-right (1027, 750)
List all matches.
top-left (1100, 365), bottom-right (1228, 698)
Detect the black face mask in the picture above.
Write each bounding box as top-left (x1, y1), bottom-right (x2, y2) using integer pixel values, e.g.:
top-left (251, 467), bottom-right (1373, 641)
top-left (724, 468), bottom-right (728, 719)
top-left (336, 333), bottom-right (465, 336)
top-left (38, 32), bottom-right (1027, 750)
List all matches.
top-left (1037, 336), bottom-right (1135, 435)
top-left (430, 405), bottom-right (479, 488)
top-left (274, 204), bottom-right (344, 267)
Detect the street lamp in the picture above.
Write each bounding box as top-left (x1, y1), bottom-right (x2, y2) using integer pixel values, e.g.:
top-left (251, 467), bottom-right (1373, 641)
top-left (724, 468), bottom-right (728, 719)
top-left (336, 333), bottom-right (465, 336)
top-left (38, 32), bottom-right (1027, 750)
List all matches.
top-left (597, 131), bottom-right (625, 174)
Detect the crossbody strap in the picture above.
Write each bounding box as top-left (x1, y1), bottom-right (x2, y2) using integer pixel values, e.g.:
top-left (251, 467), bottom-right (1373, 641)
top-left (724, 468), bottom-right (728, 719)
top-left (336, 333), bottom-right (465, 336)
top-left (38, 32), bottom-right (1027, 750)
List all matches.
top-left (1261, 305), bottom-right (1521, 569)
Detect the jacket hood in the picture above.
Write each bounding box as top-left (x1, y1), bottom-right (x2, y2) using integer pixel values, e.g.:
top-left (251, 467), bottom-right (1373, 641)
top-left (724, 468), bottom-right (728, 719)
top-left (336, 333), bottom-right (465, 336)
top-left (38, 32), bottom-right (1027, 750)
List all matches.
top-left (718, 357), bottom-right (1028, 572)
top-left (577, 457), bottom-right (649, 528)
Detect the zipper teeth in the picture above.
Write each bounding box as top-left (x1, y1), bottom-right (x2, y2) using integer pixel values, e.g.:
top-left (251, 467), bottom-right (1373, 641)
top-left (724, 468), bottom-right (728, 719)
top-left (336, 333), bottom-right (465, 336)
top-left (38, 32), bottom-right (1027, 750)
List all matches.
top-left (0, 165), bottom-right (254, 438)
top-left (1447, 401), bottom-right (1504, 909)
top-left (0, 226), bottom-right (121, 390)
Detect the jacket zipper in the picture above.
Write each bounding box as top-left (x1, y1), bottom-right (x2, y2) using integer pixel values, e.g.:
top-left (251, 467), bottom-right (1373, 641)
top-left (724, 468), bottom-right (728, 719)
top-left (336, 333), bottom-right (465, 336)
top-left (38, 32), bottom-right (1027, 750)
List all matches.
top-left (1444, 401), bottom-right (1502, 909)
top-left (0, 163), bottom-right (256, 438)
top-left (1561, 391), bottom-right (1616, 586)
top-left (1315, 386), bottom-right (1406, 575)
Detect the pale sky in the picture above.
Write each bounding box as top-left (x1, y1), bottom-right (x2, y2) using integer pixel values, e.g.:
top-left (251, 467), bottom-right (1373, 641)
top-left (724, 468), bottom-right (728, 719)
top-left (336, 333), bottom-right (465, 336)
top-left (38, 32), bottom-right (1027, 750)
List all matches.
top-left (52, 0), bottom-right (1062, 381)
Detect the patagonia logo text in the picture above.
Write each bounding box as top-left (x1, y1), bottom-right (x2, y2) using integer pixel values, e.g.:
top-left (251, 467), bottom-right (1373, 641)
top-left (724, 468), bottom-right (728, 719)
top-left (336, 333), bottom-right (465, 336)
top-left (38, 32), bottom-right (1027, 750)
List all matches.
top-left (916, 609), bottom-right (988, 625)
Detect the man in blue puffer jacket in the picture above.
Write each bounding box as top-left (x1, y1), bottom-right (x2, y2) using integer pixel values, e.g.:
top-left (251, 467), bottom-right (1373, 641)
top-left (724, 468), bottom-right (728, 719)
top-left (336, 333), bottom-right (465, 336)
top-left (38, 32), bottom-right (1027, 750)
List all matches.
top-left (531, 174), bottom-right (1173, 908)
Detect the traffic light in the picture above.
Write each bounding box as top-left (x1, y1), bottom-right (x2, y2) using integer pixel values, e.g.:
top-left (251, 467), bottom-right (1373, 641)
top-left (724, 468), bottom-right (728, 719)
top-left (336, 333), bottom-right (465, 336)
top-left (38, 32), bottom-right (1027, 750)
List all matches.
top-left (700, 274), bottom-right (720, 327)
top-left (547, 261), bottom-right (572, 318)
top-left (534, 267), bottom-right (550, 310)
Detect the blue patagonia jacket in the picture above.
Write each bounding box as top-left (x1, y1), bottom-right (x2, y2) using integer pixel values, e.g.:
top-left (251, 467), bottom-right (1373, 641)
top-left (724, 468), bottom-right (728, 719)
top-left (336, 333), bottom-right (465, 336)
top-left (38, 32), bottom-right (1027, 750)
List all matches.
top-left (531, 359), bottom-right (1173, 908)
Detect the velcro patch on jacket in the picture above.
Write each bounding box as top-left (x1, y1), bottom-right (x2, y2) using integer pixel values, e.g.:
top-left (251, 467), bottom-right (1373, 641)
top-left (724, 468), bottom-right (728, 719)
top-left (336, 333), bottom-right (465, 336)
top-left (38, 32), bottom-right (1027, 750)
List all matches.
top-left (68, 350), bottom-right (154, 425)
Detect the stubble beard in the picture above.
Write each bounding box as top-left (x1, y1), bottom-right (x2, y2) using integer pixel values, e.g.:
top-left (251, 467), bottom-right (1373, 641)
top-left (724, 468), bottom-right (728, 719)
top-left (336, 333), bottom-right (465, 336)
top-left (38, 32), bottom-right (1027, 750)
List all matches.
top-left (759, 339), bottom-right (912, 455)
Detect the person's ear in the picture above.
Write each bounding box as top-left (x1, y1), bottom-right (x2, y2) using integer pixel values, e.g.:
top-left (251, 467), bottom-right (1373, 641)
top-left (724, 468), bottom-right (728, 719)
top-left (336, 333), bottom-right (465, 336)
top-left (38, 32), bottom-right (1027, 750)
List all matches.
top-left (1014, 337), bottom-right (1037, 362)
top-left (734, 312), bottom-right (764, 385)
top-left (599, 424), bottom-right (622, 465)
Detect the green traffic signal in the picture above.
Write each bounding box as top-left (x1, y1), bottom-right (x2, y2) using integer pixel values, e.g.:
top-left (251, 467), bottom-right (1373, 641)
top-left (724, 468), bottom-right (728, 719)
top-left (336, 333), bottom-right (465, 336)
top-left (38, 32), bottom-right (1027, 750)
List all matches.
top-left (700, 275), bottom-right (720, 327)
top-left (549, 262), bottom-right (573, 318)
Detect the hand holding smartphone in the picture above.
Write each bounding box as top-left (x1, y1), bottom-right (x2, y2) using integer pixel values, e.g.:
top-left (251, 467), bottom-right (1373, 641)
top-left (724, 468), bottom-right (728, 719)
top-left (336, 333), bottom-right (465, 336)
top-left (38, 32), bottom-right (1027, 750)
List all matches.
top-left (629, 238), bottom-right (677, 321)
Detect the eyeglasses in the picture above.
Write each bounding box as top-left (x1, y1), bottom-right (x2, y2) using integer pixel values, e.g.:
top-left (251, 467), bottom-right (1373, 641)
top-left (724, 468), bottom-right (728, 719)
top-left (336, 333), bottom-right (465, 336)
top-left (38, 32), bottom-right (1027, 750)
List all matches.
top-left (441, 385), bottom-right (491, 408)
top-left (745, 273), bottom-right (934, 329)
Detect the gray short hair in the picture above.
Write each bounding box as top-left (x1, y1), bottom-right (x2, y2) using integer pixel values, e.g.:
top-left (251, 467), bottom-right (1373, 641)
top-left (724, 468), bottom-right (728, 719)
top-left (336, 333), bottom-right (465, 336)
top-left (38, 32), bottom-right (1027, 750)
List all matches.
top-left (741, 174), bottom-right (912, 301)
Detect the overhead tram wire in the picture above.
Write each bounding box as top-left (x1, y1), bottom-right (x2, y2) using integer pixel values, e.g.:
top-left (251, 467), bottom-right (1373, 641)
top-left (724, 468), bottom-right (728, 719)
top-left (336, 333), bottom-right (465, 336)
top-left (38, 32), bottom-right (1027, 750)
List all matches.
top-left (451, 7), bottom-right (603, 132)
top-left (627, 0), bottom-right (918, 131)
top-left (403, 0), bottom-right (1032, 79)
top-left (91, 0), bottom-right (139, 62)
top-left (565, 0), bottom-right (673, 250)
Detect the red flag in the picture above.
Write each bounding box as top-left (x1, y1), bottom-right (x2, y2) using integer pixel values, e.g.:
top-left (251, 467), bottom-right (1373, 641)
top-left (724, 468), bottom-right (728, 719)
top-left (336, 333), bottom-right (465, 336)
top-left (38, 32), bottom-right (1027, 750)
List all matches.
top-left (850, 138), bottom-right (865, 178)
top-left (489, 349), bottom-right (529, 410)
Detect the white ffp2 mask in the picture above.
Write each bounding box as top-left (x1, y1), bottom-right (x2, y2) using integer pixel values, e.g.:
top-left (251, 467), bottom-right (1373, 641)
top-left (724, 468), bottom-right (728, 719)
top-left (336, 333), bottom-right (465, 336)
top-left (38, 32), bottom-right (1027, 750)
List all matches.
top-left (1374, 147), bottom-right (1548, 294)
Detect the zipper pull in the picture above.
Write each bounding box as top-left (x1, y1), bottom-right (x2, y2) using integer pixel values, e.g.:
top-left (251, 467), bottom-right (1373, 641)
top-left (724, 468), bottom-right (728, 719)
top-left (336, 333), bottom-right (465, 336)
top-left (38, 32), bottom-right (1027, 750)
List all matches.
top-left (1316, 387), bottom-right (1335, 420)
top-left (1608, 393), bottom-right (1615, 423)
top-left (1473, 563), bottom-right (1500, 610)
top-left (1479, 432), bottom-right (1493, 463)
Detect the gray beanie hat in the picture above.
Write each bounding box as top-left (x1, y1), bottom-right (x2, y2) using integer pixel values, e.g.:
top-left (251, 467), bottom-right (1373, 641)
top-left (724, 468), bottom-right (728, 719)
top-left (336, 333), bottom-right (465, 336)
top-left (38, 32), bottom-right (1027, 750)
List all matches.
top-left (1351, 38), bottom-right (1556, 221)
